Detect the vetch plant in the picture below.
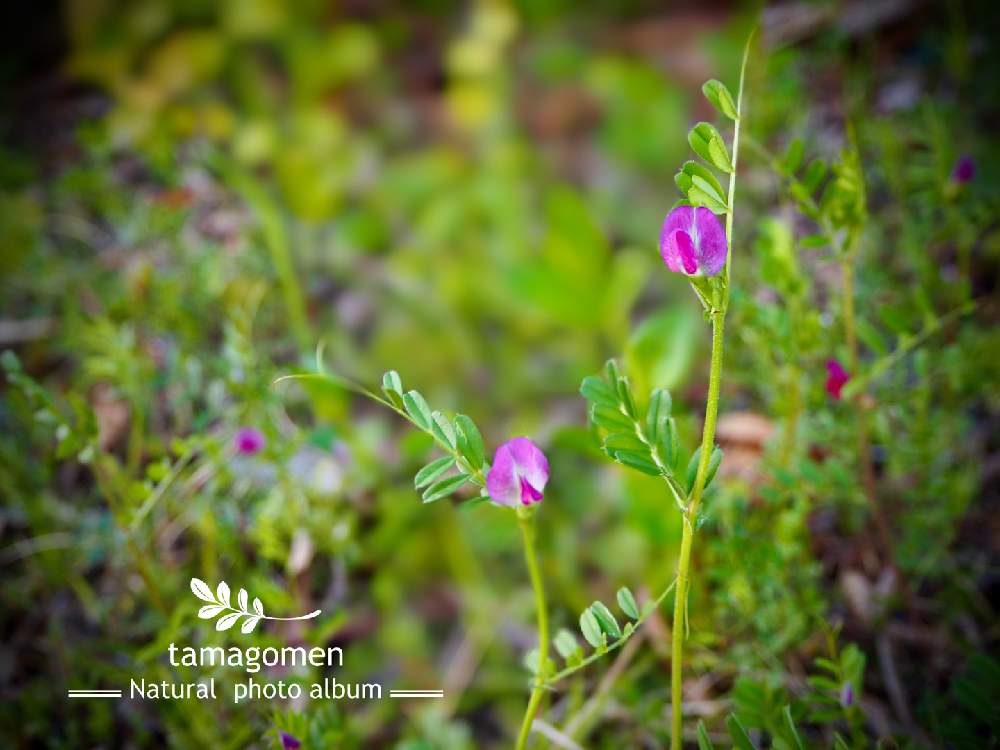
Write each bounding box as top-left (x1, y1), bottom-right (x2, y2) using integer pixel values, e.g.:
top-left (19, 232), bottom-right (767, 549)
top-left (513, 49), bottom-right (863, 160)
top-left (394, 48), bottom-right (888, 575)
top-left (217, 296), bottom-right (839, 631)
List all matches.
top-left (277, 366), bottom-right (560, 748)
top-left (280, 364), bottom-right (669, 747)
top-left (482, 436), bottom-right (552, 749)
top-left (581, 30), bottom-right (754, 748)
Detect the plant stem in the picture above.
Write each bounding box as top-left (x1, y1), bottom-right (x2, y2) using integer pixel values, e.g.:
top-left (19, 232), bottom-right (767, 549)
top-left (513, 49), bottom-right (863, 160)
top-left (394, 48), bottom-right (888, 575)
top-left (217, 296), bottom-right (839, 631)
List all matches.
top-left (840, 259), bottom-right (896, 567)
top-left (779, 365), bottom-right (801, 466)
top-left (840, 260), bottom-right (859, 373)
top-left (516, 508), bottom-right (549, 750)
top-left (670, 312), bottom-right (725, 750)
top-left (723, 27), bottom-right (754, 308)
top-left (667, 28), bottom-right (752, 746)
top-left (839, 259), bottom-right (872, 498)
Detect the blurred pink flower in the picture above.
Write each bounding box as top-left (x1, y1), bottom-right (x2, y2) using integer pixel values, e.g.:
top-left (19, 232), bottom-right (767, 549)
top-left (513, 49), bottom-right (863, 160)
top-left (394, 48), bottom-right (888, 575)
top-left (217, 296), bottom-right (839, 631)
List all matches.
top-left (234, 427), bottom-right (266, 455)
top-left (486, 437), bottom-right (549, 508)
top-left (825, 360), bottom-right (850, 400)
top-left (840, 682), bottom-right (855, 708)
top-left (659, 205), bottom-right (727, 277)
top-left (951, 155), bottom-right (975, 184)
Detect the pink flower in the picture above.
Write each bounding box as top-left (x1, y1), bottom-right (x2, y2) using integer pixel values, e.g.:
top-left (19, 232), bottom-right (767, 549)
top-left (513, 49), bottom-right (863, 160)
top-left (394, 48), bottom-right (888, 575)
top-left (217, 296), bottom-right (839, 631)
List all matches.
top-left (659, 205), bottom-right (728, 277)
top-left (234, 427), bottom-right (266, 455)
top-left (486, 437), bottom-right (549, 508)
top-left (825, 360), bottom-right (850, 400)
top-left (951, 155), bottom-right (975, 184)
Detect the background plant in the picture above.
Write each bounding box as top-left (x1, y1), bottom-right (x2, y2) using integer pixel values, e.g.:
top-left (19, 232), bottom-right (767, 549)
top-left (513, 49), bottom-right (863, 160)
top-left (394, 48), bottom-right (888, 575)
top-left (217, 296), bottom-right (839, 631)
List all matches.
top-left (1, 1), bottom-right (998, 748)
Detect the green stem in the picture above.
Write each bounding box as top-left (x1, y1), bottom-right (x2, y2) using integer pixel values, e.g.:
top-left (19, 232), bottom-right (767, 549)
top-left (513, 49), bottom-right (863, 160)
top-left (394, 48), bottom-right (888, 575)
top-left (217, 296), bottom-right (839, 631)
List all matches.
top-left (723, 27), bottom-right (754, 307)
top-left (670, 312), bottom-right (725, 750)
top-left (515, 508), bottom-right (549, 750)
top-left (841, 260), bottom-right (859, 372)
top-left (781, 378), bottom-right (801, 465)
top-left (668, 27), bottom-right (752, 747)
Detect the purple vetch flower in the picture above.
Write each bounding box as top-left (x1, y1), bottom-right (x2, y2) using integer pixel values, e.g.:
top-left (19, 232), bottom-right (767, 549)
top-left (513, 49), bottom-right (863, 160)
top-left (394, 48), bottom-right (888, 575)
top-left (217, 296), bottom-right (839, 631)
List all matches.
top-left (840, 682), bottom-right (855, 708)
top-left (486, 437), bottom-right (549, 508)
top-left (825, 359), bottom-right (850, 400)
top-left (952, 155), bottom-right (975, 184)
top-left (279, 731), bottom-right (301, 749)
top-left (234, 427), bottom-right (266, 455)
top-left (659, 205), bottom-right (728, 277)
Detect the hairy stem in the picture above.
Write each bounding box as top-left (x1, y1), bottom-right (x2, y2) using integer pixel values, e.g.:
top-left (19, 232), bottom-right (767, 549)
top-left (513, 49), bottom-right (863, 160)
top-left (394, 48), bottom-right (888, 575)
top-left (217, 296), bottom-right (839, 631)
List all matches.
top-left (668, 28), bottom-right (752, 746)
top-left (723, 28), bottom-right (753, 307)
top-left (516, 509), bottom-right (549, 750)
top-left (670, 312), bottom-right (725, 749)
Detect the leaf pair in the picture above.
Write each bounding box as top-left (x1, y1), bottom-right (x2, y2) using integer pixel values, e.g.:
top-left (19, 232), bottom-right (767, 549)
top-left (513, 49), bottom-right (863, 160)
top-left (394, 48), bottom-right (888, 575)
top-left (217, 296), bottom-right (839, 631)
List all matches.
top-left (689, 122), bottom-right (733, 174)
top-left (675, 161), bottom-right (728, 215)
top-left (674, 78), bottom-right (737, 213)
top-left (577, 586), bottom-right (641, 651)
top-left (581, 360), bottom-right (678, 481)
top-left (381, 369), bottom-right (489, 504)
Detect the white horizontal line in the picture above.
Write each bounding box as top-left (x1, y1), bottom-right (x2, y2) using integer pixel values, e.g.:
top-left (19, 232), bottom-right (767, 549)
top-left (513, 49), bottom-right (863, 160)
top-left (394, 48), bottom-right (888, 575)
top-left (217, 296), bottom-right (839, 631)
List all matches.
top-left (389, 690), bottom-right (444, 695)
top-left (390, 691), bottom-right (444, 697)
top-left (68, 690), bottom-right (120, 694)
top-left (68, 693), bottom-right (122, 698)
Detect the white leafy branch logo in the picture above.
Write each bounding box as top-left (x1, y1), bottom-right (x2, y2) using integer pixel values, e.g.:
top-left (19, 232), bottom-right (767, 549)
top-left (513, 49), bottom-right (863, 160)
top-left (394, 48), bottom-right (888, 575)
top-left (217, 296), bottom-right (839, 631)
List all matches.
top-left (190, 578), bottom-right (321, 633)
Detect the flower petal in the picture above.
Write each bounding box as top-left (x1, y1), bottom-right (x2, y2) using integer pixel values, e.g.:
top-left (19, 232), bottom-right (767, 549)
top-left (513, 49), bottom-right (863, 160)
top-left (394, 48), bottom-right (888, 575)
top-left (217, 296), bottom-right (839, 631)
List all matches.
top-left (486, 442), bottom-right (520, 507)
top-left (506, 437), bottom-right (549, 496)
top-left (692, 206), bottom-right (727, 276)
top-left (520, 477), bottom-right (543, 504)
top-left (659, 206), bottom-right (694, 273)
top-left (674, 230), bottom-right (699, 274)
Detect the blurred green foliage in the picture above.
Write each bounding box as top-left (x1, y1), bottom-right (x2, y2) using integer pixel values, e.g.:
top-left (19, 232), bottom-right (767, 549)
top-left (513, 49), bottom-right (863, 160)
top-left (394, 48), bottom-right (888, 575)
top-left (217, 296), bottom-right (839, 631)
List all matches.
top-left (1, 0), bottom-right (998, 747)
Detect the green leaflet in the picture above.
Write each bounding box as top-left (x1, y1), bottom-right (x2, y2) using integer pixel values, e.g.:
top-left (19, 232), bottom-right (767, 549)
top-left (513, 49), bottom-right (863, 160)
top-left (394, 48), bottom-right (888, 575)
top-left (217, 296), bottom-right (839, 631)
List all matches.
top-left (689, 122), bottom-right (733, 173)
top-left (414, 455), bottom-right (455, 489)
top-left (702, 79), bottom-right (738, 120)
